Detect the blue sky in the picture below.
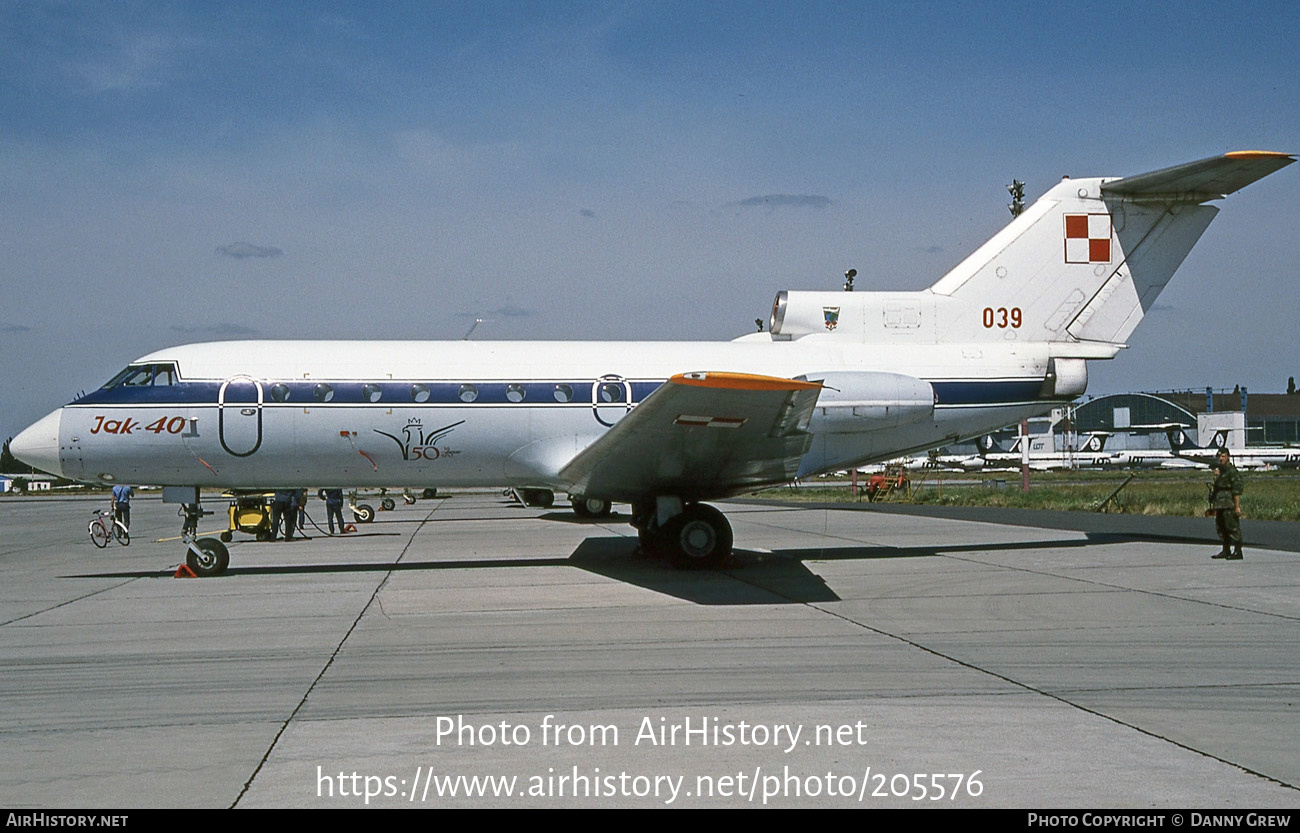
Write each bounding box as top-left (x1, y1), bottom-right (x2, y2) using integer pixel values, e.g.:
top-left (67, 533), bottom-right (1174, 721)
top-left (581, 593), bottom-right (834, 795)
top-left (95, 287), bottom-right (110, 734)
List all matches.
top-left (2, 1), bottom-right (1298, 441)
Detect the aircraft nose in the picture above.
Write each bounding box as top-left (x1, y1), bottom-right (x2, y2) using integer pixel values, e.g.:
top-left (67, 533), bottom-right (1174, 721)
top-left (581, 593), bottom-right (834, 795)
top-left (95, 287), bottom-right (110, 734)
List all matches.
top-left (10, 409), bottom-right (64, 478)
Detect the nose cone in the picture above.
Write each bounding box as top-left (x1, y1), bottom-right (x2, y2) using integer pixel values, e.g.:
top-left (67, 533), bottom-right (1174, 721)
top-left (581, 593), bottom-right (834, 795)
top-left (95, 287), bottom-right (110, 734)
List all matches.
top-left (10, 410), bottom-right (63, 477)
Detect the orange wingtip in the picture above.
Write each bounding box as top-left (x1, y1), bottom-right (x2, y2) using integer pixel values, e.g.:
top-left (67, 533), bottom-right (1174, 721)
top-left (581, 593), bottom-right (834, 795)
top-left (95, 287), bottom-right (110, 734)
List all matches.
top-left (1224, 150), bottom-right (1294, 159)
top-left (671, 371), bottom-right (822, 391)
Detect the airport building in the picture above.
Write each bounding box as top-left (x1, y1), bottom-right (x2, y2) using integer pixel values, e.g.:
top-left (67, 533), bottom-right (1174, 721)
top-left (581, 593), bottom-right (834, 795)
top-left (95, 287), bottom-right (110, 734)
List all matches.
top-left (966, 388), bottom-right (1300, 457)
top-left (1070, 389), bottom-right (1300, 450)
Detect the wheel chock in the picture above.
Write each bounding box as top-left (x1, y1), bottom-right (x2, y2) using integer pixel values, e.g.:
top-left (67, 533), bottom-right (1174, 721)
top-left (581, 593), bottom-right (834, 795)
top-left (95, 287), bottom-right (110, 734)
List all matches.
top-left (174, 563), bottom-right (198, 578)
top-left (344, 523), bottom-right (356, 534)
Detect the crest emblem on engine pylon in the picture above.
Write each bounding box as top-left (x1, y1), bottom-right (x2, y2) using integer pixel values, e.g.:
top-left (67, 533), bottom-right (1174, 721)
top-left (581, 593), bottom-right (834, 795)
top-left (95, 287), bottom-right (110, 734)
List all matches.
top-left (823, 306), bottom-right (840, 331)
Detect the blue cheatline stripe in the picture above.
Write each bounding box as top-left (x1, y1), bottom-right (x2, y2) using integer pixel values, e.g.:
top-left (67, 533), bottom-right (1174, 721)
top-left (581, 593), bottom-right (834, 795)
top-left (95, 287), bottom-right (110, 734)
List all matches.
top-left (71, 379), bottom-right (671, 408)
top-left (70, 378), bottom-right (1052, 408)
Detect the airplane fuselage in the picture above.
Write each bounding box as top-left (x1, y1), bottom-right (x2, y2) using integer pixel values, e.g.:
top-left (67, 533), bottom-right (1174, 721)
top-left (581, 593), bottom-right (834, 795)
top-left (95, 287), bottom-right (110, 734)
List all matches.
top-left (36, 336), bottom-right (1069, 494)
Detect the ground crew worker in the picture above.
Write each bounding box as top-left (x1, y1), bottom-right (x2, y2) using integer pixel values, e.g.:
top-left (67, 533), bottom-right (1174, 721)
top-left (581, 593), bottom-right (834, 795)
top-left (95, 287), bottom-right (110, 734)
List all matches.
top-left (111, 484), bottom-right (133, 531)
top-left (295, 488), bottom-right (309, 538)
top-left (324, 489), bottom-right (346, 534)
top-left (1210, 448), bottom-right (1244, 560)
top-left (271, 490), bottom-right (294, 541)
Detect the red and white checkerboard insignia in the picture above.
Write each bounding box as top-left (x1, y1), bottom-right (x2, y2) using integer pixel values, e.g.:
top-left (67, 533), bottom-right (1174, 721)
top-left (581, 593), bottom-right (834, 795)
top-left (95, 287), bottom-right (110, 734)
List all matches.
top-left (674, 414), bottom-right (747, 429)
top-left (1064, 213), bottom-right (1111, 264)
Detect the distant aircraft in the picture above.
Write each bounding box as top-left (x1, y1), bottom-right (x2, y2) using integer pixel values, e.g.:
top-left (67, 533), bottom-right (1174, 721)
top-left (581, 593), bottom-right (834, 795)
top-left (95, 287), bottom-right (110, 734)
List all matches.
top-left (977, 431), bottom-right (1114, 471)
top-left (1103, 424), bottom-right (1205, 469)
top-left (11, 151), bottom-right (1293, 575)
top-left (1076, 421), bottom-right (1196, 467)
top-left (926, 448), bottom-right (988, 472)
top-left (1168, 426), bottom-right (1300, 470)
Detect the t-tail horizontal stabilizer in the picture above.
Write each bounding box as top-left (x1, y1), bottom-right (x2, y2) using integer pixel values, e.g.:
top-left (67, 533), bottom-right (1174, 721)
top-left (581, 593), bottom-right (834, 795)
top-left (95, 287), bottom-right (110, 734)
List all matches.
top-left (767, 151), bottom-right (1292, 354)
top-left (931, 151), bottom-right (1294, 348)
top-left (1101, 150), bottom-right (1295, 201)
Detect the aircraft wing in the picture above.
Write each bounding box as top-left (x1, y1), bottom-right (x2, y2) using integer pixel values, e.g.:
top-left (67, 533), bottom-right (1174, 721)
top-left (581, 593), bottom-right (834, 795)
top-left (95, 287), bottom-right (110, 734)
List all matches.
top-left (1102, 150), bottom-right (1294, 201)
top-left (559, 372), bottom-right (823, 503)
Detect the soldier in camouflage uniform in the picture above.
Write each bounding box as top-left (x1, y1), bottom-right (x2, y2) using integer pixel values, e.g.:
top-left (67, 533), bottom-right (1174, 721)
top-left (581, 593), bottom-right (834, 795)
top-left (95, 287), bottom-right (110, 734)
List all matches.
top-left (1210, 448), bottom-right (1244, 560)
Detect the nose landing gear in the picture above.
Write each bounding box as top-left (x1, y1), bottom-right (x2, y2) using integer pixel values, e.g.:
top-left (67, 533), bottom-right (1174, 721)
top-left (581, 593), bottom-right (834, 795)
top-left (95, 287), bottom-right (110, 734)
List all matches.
top-left (184, 536), bottom-right (230, 577)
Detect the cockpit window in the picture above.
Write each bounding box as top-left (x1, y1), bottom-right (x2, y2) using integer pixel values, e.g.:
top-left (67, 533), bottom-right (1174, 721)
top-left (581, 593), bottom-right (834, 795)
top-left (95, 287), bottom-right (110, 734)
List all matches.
top-left (102, 363), bottom-right (178, 389)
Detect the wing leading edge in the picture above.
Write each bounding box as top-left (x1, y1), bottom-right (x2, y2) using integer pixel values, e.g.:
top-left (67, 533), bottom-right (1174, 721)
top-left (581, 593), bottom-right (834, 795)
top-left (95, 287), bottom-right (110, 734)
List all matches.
top-left (559, 372), bottom-right (823, 503)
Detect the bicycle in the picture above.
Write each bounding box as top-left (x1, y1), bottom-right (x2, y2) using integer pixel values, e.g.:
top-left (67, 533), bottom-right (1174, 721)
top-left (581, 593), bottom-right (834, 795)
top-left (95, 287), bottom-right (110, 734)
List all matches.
top-left (89, 509), bottom-right (130, 548)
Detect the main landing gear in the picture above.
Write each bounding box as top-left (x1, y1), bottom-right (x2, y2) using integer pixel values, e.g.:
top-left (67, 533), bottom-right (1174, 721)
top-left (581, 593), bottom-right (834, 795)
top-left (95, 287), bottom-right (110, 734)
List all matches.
top-left (512, 488), bottom-right (613, 518)
top-left (570, 495), bottom-right (613, 518)
top-left (632, 499), bottom-right (734, 569)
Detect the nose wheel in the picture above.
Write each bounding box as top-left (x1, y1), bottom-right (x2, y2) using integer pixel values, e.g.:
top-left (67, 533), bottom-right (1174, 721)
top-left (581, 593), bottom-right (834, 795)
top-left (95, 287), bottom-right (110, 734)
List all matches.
top-left (185, 537), bottom-right (230, 577)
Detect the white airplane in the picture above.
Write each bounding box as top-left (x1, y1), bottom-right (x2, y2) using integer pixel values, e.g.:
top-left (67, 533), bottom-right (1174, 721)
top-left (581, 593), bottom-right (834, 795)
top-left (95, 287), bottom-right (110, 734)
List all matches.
top-left (11, 151), bottom-right (1293, 576)
top-left (1169, 427), bottom-right (1300, 470)
top-left (976, 431), bottom-right (1114, 471)
top-left (1104, 426), bottom-right (1204, 469)
top-left (925, 447), bottom-right (988, 472)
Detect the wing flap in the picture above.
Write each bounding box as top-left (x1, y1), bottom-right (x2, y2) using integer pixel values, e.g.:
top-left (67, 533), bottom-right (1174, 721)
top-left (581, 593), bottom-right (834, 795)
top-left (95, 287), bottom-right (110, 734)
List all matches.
top-left (1102, 150), bottom-right (1294, 201)
top-left (559, 372), bottom-right (822, 502)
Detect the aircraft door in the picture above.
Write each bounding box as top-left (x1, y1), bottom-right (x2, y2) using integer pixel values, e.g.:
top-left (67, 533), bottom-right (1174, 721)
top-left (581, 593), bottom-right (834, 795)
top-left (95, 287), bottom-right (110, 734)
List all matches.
top-left (62, 428), bottom-right (86, 481)
top-left (591, 375), bottom-right (633, 427)
top-left (218, 376), bottom-right (263, 457)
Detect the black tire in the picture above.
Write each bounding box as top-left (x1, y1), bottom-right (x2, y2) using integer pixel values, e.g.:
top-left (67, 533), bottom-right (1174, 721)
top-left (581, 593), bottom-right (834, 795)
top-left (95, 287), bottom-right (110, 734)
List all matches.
top-left (353, 504), bottom-right (375, 523)
top-left (117, 528), bottom-right (130, 546)
top-left (90, 521), bottom-right (109, 548)
top-left (186, 537), bottom-right (230, 577)
top-left (664, 504), bottom-right (733, 569)
top-left (571, 496), bottom-right (612, 518)
top-left (422, 488), bottom-right (438, 499)
top-left (522, 489), bottom-right (554, 509)
top-left (220, 531), bottom-right (233, 543)
top-left (381, 497), bottom-right (396, 511)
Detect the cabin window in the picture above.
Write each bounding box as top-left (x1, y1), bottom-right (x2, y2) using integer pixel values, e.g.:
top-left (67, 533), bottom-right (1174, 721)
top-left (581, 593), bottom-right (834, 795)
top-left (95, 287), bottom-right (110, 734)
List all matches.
top-left (363, 384), bottom-right (383, 403)
top-left (314, 383), bottom-right (334, 403)
top-left (458, 384), bottom-right (478, 403)
top-left (270, 383), bottom-right (291, 403)
top-left (102, 363), bottom-right (178, 389)
top-left (598, 382), bottom-right (624, 403)
top-left (506, 384), bottom-right (526, 403)
top-left (411, 384), bottom-right (430, 403)
top-left (553, 384), bottom-right (573, 403)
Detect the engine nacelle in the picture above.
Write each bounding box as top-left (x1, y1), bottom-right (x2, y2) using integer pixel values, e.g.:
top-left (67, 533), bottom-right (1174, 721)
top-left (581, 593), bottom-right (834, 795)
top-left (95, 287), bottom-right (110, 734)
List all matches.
top-left (771, 290), bottom-right (863, 339)
top-left (769, 289), bottom-right (936, 341)
top-left (798, 371), bottom-right (935, 434)
top-left (1044, 357), bottom-right (1088, 398)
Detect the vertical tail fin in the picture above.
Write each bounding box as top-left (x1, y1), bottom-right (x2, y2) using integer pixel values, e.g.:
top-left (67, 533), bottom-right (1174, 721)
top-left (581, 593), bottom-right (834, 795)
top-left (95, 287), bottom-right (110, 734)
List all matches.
top-left (1166, 426), bottom-right (1196, 452)
top-left (765, 153), bottom-right (1290, 352)
top-left (1165, 426), bottom-right (1229, 455)
top-left (928, 152), bottom-right (1293, 345)
top-left (1081, 432), bottom-right (1109, 452)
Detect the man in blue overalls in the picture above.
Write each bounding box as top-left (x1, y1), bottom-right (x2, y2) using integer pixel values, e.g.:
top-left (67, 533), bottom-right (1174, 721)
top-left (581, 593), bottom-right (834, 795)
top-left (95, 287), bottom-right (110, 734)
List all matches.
top-left (111, 484), bottom-right (133, 532)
